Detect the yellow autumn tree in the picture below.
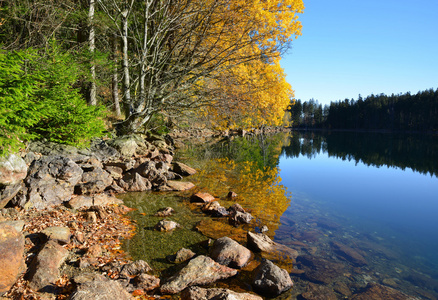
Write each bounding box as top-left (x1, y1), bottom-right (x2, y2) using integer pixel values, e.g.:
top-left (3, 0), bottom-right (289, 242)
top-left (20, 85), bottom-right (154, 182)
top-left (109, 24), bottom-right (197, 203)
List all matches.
top-left (195, 0), bottom-right (304, 130)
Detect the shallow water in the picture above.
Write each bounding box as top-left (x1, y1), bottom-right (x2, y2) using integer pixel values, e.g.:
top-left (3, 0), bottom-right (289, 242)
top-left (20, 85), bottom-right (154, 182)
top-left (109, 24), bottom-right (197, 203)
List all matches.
top-left (122, 131), bottom-right (438, 299)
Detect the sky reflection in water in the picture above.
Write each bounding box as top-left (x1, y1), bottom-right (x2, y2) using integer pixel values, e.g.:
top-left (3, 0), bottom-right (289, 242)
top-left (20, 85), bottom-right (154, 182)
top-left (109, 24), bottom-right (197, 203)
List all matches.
top-left (278, 133), bottom-right (438, 278)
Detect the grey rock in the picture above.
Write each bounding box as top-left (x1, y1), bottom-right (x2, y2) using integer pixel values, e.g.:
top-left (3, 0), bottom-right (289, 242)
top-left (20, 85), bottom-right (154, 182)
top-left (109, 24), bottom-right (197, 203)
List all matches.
top-left (23, 156), bottom-right (83, 209)
top-left (210, 237), bottom-right (251, 269)
top-left (229, 211), bottom-right (253, 225)
top-left (41, 226), bottom-right (71, 245)
top-left (154, 220), bottom-right (180, 232)
top-left (75, 166), bottom-right (113, 195)
top-left (0, 154), bottom-right (27, 186)
top-left (88, 139), bottom-right (120, 162)
top-left (1, 220), bottom-right (25, 232)
top-left (167, 248), bottom-right (196, 263)
top-left (0, 183), bottom-right (22, 209)
top-left (120, 260), bottom-right (152, 276)
top-left (252, 260), bottom-right (293, 296)
top-left (202, 201), bottom-right (229, 217)
top-left (28, 240), bottom-right (69, 292)
top-left (160, 255), bottom-right (238, 294)
top-left (182, 286), bottom-right (263, 300)
top-left (70, 273), bottom-right (132, 300)
top-left (154, 207), bottom-right (175, 217)
top-left (118, 172), bottom-right (152, 192)
top-left (134, 274), bottom-right (160, 291)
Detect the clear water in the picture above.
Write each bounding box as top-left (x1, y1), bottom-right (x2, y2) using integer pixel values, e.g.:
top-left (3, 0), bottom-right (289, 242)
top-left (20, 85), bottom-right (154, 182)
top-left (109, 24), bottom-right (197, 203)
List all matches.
top-left (122, 131), bottom-right (438, 298)
top-left (276, 131), bottom-right (438, 297)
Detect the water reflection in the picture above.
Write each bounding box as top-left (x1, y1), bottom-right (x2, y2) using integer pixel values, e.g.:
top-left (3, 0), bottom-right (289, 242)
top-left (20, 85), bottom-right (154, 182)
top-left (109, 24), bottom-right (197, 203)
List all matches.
top-left (282, 131), bottom-right (438, 177)
top-left (123, 131), bottom-right (438, 299)
top-left (278, 131), bottom-right (438, 299)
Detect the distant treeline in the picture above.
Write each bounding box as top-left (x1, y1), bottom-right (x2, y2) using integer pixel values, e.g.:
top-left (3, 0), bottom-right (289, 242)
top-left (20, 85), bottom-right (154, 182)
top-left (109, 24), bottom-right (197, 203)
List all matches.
top-left (289, 88), bottom-right (438, 131)
top-left (282, 132), bottom-right (438, 178)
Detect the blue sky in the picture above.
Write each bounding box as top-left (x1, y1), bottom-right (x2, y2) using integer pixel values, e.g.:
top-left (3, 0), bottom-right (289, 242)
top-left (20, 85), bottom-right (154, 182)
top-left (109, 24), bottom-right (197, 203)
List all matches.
top-left (281, 0), bottom-right (438, 106)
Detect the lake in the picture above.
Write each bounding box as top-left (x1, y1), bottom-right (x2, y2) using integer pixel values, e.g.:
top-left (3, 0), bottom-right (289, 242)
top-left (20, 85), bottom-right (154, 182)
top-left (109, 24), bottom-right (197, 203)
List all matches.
top-left (122, 131), bottom-right (438, 299)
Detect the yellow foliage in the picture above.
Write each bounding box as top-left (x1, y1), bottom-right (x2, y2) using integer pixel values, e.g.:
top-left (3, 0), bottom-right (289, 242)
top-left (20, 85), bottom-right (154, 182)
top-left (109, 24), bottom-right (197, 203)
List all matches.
top-left (192, 158), bottom-right (291, 233)
top-left (195, 0), bottom-right (304, 129)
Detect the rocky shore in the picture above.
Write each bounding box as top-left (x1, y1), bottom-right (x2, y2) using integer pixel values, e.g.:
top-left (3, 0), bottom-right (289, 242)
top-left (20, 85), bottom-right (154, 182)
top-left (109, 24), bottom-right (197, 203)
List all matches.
top-left (0, 130), bottom-right (418, 300)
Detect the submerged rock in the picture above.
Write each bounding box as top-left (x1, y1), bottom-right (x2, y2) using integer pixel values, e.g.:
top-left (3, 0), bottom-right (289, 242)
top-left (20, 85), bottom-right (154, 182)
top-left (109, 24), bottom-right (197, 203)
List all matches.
top-left (331, 241), bottom-right (367, 266)
top-left (301, 282), bottom-right (338, 300)
top-left (160, 255), bottom-right (238, 294)
top-left (252, 259), bottom-right (293, 296)
top-left (247, 231), bottom-right (299, 262)
top-left (350, 283), bottom-right (412, 300)
top-left (182, 286), bottom-right (263, 300)
top-left (154, 207), bottom-right (175, 217)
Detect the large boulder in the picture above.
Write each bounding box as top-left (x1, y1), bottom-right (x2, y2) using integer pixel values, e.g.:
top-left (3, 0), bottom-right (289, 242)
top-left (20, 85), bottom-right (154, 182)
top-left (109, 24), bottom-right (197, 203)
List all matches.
top-left (22, 156), bottom-right (83, 209)
top-left (160, 255), bottom-right (238, 294)
top-left (118, 172), bottom-right (152, 192)
top-left (66, 194), bottom-right (123, 210)
top-left (210, 237), bottom-right (251, 268)
top-left (0, 223), bottom-right (25, 296)
top-left (75, 165), bottom-right (113, 195)
top-left (28, 240), bottom-right (69, 292)
top-left (247, 232), bottom-right (298, 262)
top-left (182, 286), bottom-right (263, 300)
top-left (70, 273), bottom-right (132, 300)
top-left (0, 154), bottom-right (28, 186)
top-left (135, 161), bottom-right (168, 188)
top-left (252, 260), bottom-right (293, 297)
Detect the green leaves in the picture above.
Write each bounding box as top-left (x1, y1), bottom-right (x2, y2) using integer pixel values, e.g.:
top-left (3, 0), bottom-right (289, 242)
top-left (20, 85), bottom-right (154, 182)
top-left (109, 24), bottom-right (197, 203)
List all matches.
top-left (0, 42), bottom-right (106, 156)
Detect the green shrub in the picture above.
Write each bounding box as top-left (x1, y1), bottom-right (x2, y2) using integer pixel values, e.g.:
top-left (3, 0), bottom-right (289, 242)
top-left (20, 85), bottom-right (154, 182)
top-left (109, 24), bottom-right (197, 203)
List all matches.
top-left (0, 42), bottom-right (106, 156)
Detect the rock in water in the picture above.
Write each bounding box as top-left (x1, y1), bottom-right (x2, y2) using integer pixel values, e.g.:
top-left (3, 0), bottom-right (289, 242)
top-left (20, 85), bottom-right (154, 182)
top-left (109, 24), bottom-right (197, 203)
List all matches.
top-left (331, 241), bottom-right (367, 266)
top-left (171, 162), bottom-right (197, 176)
top-left (210, 237), bottom-right (251, 268)
top-left (0, 224), bottom-right (25, 296)
top-left (252, 260), bottom-right (293, 297)
top-left (182, 286), bottom-right (263, 300)
top-left (247, 231), bottom-right (298, 261)
top-left (160, 255), bottom-right (238, 294)
top-left (190, 192), bottom-right (215, 203)
top-left (154, 220), bottom-right (181, 232)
